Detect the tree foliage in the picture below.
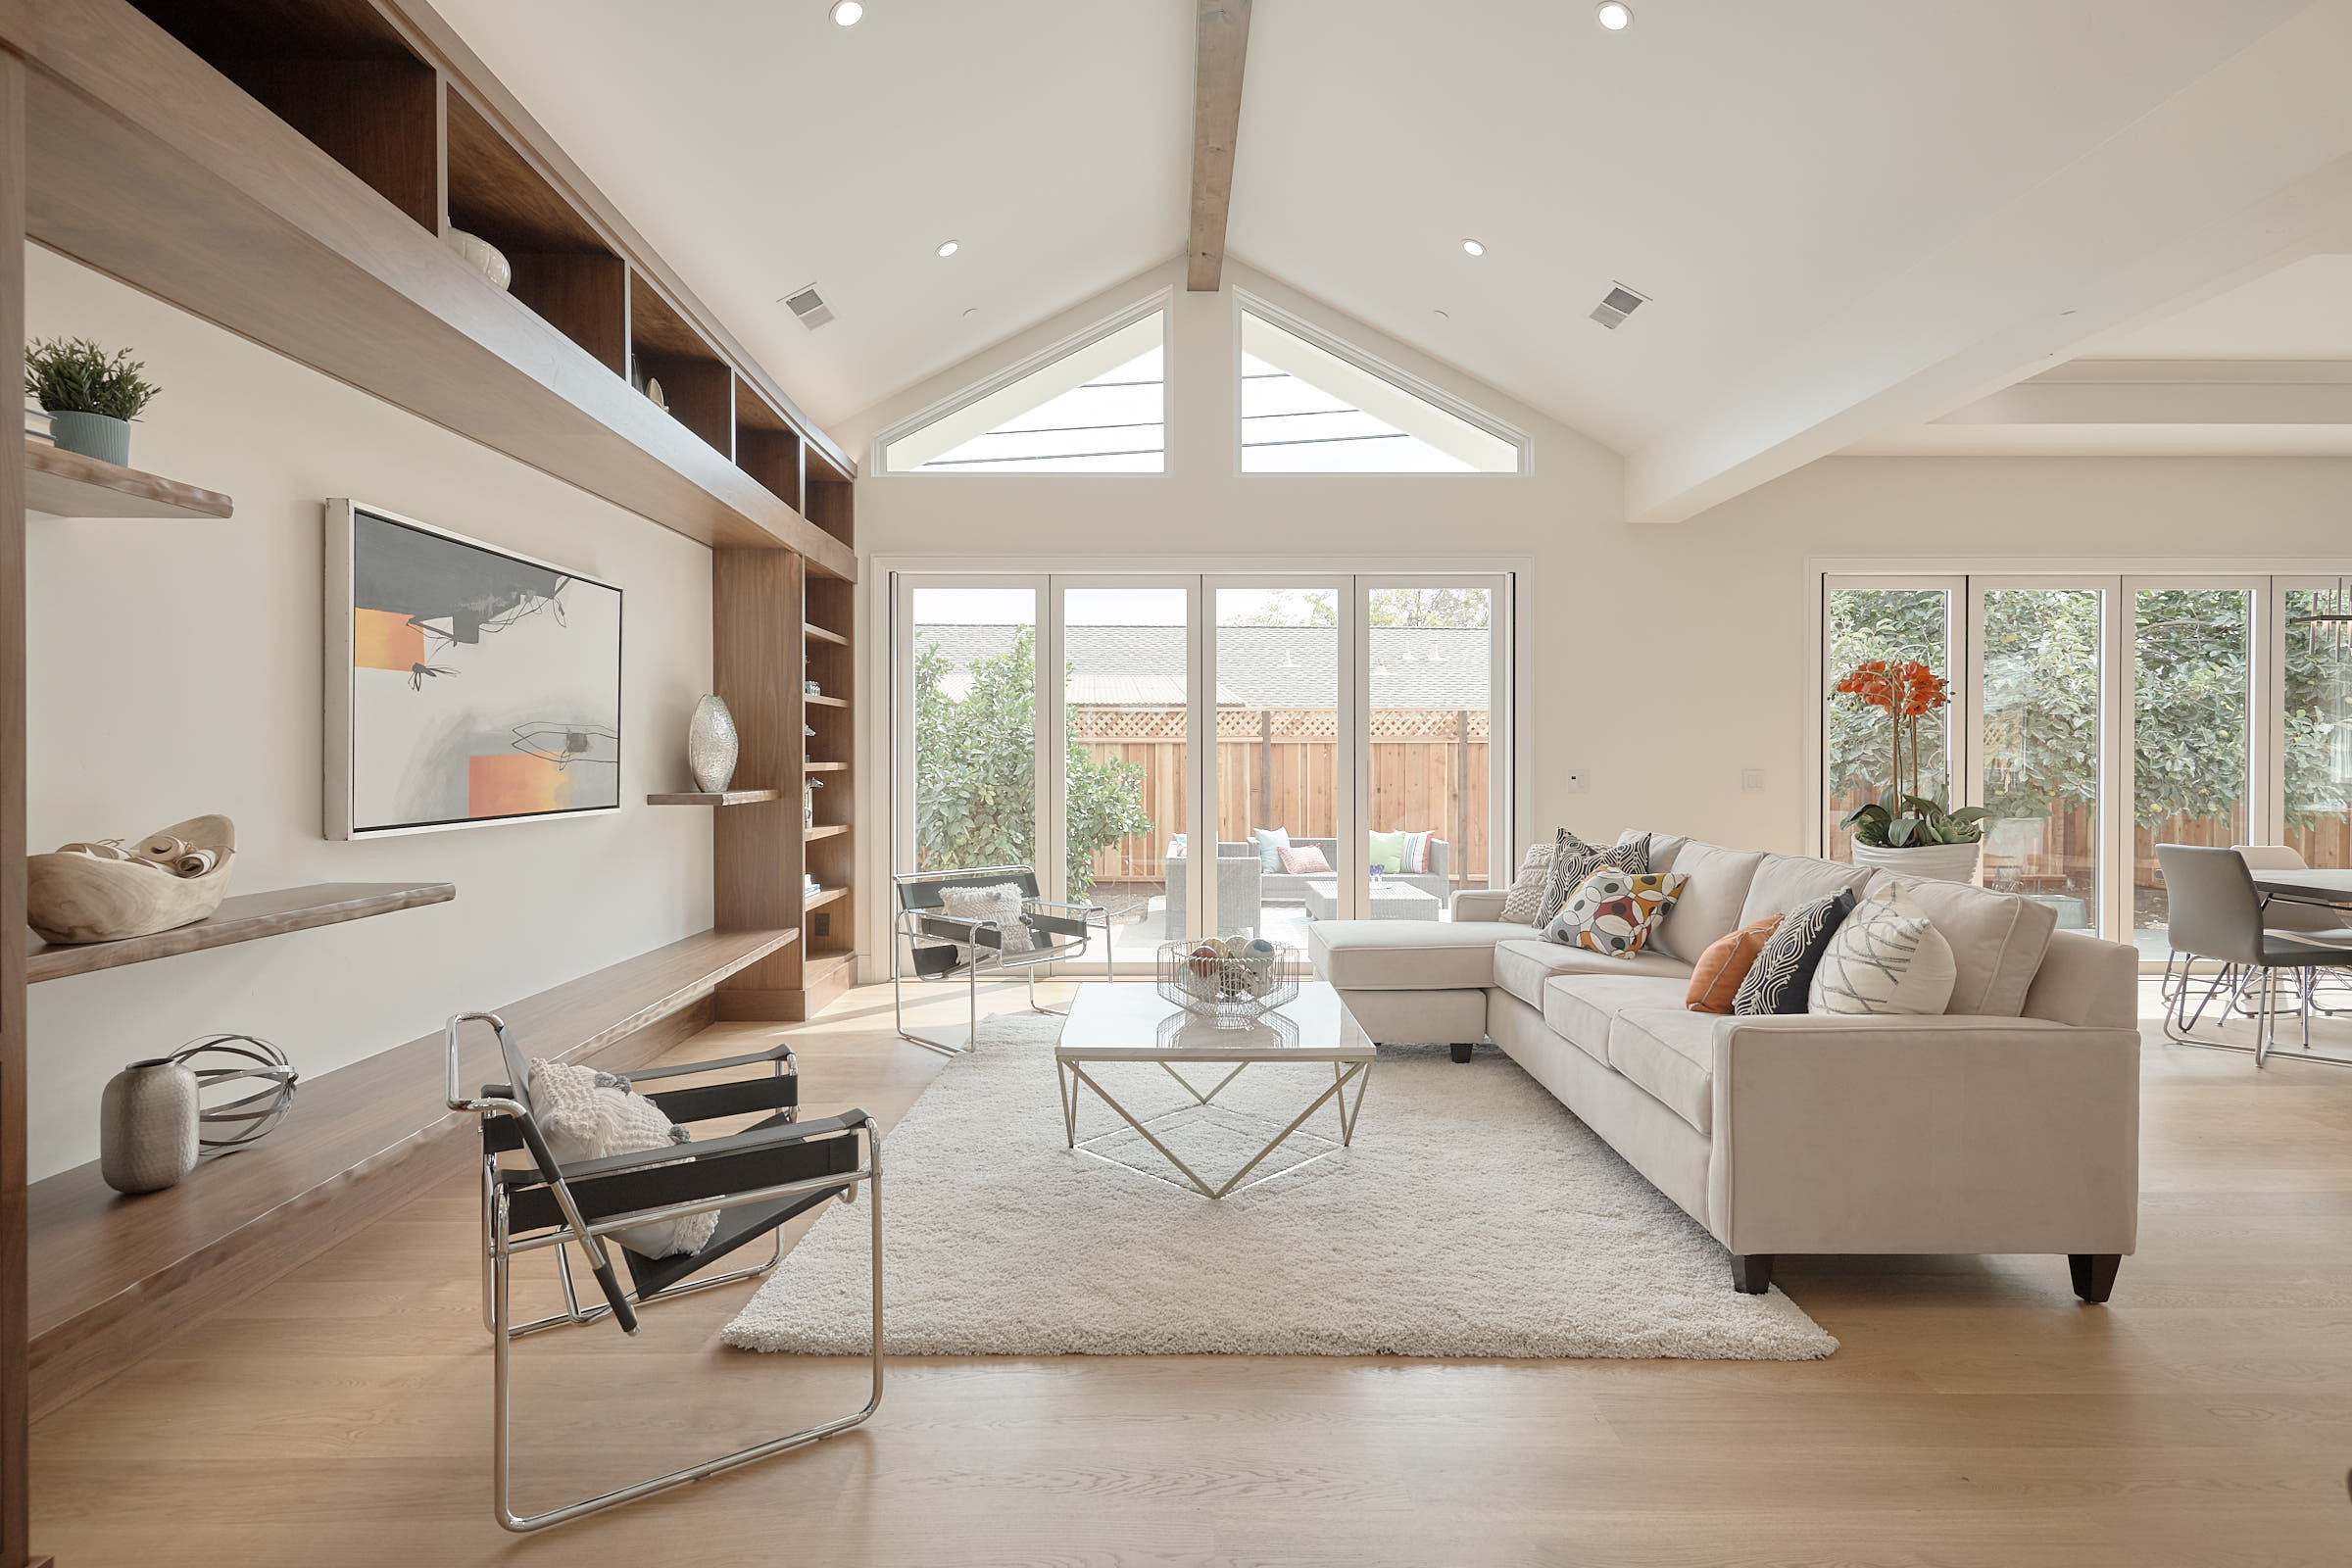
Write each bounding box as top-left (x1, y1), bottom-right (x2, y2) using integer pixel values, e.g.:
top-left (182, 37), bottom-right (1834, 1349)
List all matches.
top-left (912, 628), bottom-right (1152, 900)
top-left (1222, 587), bottom-right (1490, 628)
top-left (1828, 587), bottom-right (2352, 832)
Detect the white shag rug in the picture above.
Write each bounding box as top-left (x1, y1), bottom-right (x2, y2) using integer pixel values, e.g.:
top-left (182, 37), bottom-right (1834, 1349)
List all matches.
top-left (723, 1014), bottom-right (1836, 1360)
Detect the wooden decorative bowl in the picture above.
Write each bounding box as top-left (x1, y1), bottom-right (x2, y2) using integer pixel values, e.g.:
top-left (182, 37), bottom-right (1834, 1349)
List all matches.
top-left (27, 814), bottom-right (237, 945)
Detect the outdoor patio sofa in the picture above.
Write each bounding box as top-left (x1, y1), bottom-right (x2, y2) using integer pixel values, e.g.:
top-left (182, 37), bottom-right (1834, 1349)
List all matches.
top-left (1307, 829), bottom-right (2143, 1300)
top-left (1161, 846), bottom-right (1439, 930)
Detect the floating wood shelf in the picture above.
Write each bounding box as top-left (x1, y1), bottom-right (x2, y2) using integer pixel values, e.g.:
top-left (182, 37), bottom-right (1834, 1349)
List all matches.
top-left (804, 886), bottom-right (848, 911)
top-left (804, 952), bottom-right (857, 985)
top-left (804, 623), bottom-right (848, 647)
top-left (645, 789), bottom-right (782, 807)
top-left (26, 924), bottom-right (799, 1415)
top-left (804, 693), bottom-right (849, 709)
top-left (23, 439), bottom-right (235, 519)
top-left (26, 881), bottom-right (454, 983)
top-left (804, 761), bottom-right (848, 773)
top-left (804, 824), bottom-right (851, 842)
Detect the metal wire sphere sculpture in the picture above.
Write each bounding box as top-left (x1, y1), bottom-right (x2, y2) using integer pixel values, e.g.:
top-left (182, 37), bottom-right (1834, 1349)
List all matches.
top-left (169, 1033), bottom-right (299, 1149)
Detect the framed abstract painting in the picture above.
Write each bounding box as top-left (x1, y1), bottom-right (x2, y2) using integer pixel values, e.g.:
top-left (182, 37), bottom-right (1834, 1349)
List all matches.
top-left (325, 499), bottom-right (623, 839)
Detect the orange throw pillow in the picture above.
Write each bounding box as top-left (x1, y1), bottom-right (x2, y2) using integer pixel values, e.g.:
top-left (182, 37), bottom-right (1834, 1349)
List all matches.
top-left (1686, 914), bottom-right (1784, 1013)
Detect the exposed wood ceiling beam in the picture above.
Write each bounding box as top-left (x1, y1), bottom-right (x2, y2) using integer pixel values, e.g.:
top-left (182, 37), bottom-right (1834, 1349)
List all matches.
top-left (1187, 0), bottom-right (1250, 292)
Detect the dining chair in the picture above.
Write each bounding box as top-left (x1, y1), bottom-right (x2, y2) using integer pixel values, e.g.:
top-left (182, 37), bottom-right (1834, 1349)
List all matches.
top-left (2234, 844), bottom-right (2352, 1017)
top-left (2157, 844), bottom-right (2352, 1067)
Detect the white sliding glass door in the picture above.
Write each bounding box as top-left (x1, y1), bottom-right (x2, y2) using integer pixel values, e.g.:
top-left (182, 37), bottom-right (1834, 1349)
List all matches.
top-left (895, 569), bottom-right (1514, 970)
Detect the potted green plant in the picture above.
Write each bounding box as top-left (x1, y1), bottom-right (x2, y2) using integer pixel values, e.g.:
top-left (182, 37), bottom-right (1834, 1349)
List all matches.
top-left (1833, 658), bottom-right (1990, 882)
top-left (24, 336), bottom-right (160, 466)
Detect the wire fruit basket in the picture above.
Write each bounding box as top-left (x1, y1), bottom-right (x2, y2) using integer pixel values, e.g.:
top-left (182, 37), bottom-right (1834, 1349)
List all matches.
top-left (1156, 938), bottom-right (1298, 1028)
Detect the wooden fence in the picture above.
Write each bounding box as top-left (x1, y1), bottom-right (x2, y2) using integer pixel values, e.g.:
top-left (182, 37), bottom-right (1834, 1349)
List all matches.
top-left (1075, 706), bottom-right (1491, 889)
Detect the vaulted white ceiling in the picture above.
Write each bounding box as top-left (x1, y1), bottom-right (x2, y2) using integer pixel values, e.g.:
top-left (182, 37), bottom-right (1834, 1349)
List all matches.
top-left (434, 0), bottom-right (2352, 519)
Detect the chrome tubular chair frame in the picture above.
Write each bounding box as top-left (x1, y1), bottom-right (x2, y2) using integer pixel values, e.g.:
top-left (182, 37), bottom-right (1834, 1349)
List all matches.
top-left (446, 1012), bottom-right (885, 1533)
top-left (2155, 846), bottom-right (2352, 1069)
top-left (891, 864), bottom-right (1113, 1054)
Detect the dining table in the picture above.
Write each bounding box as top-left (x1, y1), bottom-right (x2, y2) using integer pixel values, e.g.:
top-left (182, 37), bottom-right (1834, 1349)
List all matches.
top-left (2249, 867), bottom-right (2352, 911)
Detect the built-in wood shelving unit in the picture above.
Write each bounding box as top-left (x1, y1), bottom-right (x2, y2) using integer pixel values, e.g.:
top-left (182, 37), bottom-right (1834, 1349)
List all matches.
top-left (645, 789), bottom-right (781, 807)
top-left (23, 439), bottom-right (233, 519)
top-left (805, 693), bottom-right (849, 709)
top-left (804, 622), bottom-right (848, 648)
top-left (804, 824), bottom-right (851, 843)
top-left (804, 886), bottom-right (848, 912)
top-left (25, 925), bottom-right (796, 1415)
top-left (24, 0), bottom-right (858, 568)
top-left (26, 881), bottom-right (454, 982)
top-left (804, 761), bottom-right (848, 773)
top-left (799, 572), bottom-right (858, 1012)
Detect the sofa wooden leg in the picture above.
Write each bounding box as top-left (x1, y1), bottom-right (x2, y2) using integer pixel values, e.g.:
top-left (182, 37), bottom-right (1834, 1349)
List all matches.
top-left (1731, 1254), bottom-right (1773, 1294)
top-left (1449, 1043), bottom-right (1474, 1063)
top-left (2069, 1252), bottom-right (2121, 1304)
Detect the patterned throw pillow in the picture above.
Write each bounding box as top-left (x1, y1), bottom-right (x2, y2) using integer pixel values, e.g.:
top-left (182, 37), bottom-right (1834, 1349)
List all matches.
top-left (1402, 830), bottom-right (1436, 873)
top-left (1548, 869), bottom-right (1690, 956)
top-left (1276, 843), bottom-right (1334, 876)
top-left (1686, 914), bottom-right (1783, 1013)
top-left (1497, 844), bottom-right (1553, 923)
top-left (1537, 827), bottom-right (1651, 929)
top-left (1733, 890), bottom-right (1857, 1015)
top-left (1807, 884), bottom-right (1957, 1016)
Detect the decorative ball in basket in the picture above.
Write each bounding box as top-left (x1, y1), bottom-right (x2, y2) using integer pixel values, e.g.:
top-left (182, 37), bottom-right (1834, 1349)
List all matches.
top-left (1156, 937), bottom-right (1299, 1027)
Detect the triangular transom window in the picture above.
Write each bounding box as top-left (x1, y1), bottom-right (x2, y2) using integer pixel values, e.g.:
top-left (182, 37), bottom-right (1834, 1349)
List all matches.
top-left (881, 311), bottom-right (1164, 473)
top-left (1240, 307), bottom-right (1523, 473)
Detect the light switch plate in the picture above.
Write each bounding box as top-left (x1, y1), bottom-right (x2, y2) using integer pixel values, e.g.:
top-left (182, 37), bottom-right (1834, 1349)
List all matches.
top-left (1740, 768), bottom-right (1766, 793)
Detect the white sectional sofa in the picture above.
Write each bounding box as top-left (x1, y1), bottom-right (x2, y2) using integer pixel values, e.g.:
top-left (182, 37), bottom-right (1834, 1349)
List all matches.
top-left (1308, 831), bottom-right (2143, 1300)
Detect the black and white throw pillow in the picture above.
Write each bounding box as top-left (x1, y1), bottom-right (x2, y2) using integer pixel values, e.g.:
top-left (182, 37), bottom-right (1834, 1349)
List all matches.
top-left (1732, 888), bottom-right (1858, 1015)
top-left (1536, 827), bottom-right (1650, 930)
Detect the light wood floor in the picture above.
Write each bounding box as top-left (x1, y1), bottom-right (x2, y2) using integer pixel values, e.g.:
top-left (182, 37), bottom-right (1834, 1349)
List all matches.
top-left (29, 979), bottom-right (2352, 1566)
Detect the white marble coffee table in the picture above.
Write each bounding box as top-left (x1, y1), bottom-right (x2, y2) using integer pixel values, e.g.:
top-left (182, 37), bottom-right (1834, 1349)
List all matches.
top-left (1054, 981), bottom-right (1374, 1199)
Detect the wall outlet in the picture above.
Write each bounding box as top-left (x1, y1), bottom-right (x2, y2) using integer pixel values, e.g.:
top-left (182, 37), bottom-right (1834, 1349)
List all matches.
top-left (813, 913), bottom-right (831, 937)
top-left (1564, 769), bottom-right (1590, 794)
top-left (1740, 768), bottom-right (1766, 793)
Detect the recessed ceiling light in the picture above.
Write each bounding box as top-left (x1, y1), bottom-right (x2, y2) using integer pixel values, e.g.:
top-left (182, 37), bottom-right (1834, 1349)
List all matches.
top-left (1433, 309), bottom-right (1450, 319)
top-left (1461, 239), bottom-right (1485, 257)
top-left (1595, 2), bottom-right (1632, 29)
top-left (962, 307), bottom-right (979, 318)
top-left (936, 240), bottom-right (958, 258)
top-left (829, 1), bottom-right (863, 25)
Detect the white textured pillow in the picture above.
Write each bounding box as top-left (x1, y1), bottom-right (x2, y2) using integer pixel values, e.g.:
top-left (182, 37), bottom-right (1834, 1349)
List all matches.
top-left (940, 883), bottom-right (1036, 956)
top-left (1807, 883), bottom-right (1956, 1016)
top-left (528, 1059), bottom-right (717, 1258)
top-left (1496, 844), bottom-right (1552, 923)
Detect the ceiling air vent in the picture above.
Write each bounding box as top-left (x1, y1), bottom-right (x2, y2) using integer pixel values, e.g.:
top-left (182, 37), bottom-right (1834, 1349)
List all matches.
top-left (782, 283), bottom-right (834, 330)
top-left (1589, 283), bottom-right (1648, 330)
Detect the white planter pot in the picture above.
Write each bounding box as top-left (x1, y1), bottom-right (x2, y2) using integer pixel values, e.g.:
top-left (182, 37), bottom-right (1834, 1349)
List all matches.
top-left (1849, 839), bottom-right (1982, 885)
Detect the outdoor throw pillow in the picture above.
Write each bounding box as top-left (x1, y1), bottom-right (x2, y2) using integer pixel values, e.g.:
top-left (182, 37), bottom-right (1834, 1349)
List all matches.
top-left (1686, 914), bottom-right (1784, 1013)
top-left (1807, 883), bottom-right (1957, 1016)
top-left (1547, 868), bottom-right (1690, 956)
top-left (1367, 830), bottom-right (1410, 875)
top-left (939, 883), bottom-right (1036, 957)
top-left (1402, 830), bottom-right (1436, 873)
top-left (1733, 889), bottom-right (1857, 1015)
top-left (1497, 843), bottom-right (1553, 923)
top-left (1276, 843), bottom-right (1334, 876)
top-left (1537, 827), bottom-right (1651, 929)
top-left (1251, 826), bottom-right (1291, 870)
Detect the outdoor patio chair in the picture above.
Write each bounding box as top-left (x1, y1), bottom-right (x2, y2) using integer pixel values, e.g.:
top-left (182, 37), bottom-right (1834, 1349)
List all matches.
top-left (445, 1011), bottom-right (883, 1532)
top-left (892, 864), bottom-right (1113, 1054)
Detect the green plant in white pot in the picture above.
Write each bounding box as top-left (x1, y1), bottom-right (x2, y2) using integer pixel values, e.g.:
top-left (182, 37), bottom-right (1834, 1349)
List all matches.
top-left (1832, 657), bottom-right (1989, 882)
top-left (24, 336), bottom-right (159, 466)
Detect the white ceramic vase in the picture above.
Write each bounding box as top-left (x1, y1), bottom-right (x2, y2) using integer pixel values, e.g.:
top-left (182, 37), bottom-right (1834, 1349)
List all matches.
top-left (99, 1057), bottom-right (200, 1195)
top-left (1849, 839), bottom-right (1983, 885)
top-left (688, 694), bottom-right (739, 793)
top-left (444, 227), bottom-right (512, 291)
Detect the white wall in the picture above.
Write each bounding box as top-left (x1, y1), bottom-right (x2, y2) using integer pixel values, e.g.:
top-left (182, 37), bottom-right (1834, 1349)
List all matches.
top-left (24, 246), bottom-right (716, 1180)
top-left (837, 257), bottom-right (2352, 964)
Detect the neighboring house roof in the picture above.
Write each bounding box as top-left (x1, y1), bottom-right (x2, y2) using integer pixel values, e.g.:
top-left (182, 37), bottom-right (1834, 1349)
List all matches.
top-left (911, 623), bottom-right (1492, 708)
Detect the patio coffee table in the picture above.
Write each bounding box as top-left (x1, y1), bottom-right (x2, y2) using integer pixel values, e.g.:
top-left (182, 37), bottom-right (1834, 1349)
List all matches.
top-left (1300, 880), bottom-right (1442, 921)
top-left (1054, 981), bottom-right (1374, 1199)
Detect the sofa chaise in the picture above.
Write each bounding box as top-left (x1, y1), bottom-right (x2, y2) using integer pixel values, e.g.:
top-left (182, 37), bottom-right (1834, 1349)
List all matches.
top-left (1308, 831), bottom-right (2142, 1300)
